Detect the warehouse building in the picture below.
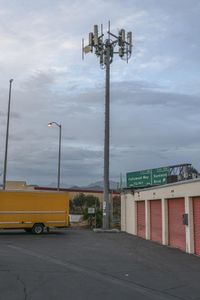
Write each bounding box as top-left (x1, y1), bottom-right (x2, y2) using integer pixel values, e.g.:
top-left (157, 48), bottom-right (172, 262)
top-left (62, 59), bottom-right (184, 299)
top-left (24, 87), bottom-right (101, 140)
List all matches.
top-left (121, 178), bottom-right (200, 256)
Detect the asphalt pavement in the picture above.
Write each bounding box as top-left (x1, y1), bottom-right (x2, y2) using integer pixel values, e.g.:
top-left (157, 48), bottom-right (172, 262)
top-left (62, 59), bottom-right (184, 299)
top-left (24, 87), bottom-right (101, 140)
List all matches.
top-left (0, 228), bottom-right (200, 300)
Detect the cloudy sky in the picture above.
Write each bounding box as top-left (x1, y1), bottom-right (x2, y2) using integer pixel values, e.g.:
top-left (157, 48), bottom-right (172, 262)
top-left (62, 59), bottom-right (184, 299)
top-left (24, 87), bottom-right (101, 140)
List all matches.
top-left (0, 0), bottom-right (200, 187)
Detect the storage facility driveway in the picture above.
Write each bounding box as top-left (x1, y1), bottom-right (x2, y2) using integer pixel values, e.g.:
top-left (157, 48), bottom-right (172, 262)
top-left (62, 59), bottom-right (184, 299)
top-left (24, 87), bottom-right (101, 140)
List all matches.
top-left (0, 229), bottom-right (200, 300)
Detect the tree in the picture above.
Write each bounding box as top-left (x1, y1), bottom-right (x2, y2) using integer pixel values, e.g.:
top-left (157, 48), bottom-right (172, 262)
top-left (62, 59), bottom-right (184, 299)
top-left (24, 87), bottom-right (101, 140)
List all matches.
top-left (71, 193), bottom-right (102, 228)
top-left (71, 193), bottom-right (86, 214)
top-left (71, 193), bottom-right (100, 214)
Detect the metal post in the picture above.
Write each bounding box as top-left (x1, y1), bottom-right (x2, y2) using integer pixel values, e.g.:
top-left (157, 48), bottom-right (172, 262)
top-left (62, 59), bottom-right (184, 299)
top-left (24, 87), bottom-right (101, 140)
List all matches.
top-left (58, 124), bottom-right (61, 191)
top-left (103, 45), bottom-right (110, 229)
top-left (95, 197), bottom-right (97, 228)
top-left (3, 79), bottom-right (14, 190)
top-left (48, 121), bottom-right (62, 191)
top-left (110, 191), bottom-right (114, 228)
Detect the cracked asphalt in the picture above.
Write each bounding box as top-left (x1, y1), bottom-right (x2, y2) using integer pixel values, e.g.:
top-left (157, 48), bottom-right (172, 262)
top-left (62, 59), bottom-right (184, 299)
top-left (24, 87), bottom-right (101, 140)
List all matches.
top-left (0, 229), bottom-right (200, 300)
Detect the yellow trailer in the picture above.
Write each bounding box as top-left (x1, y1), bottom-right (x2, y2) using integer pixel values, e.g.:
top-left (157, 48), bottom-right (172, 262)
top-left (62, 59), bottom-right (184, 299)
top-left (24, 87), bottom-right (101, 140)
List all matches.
top-left (0, 190), bottom-right (69, 234)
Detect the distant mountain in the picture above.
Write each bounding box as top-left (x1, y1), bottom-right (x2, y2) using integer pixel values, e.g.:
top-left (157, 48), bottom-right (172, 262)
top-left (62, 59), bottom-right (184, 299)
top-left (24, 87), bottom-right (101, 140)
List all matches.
top-left (46, 180), bottom-right (118, 191)
top-left (48, 182), bottom-right (71, 188)
top-left (85, 180), bottom-right (118, 190)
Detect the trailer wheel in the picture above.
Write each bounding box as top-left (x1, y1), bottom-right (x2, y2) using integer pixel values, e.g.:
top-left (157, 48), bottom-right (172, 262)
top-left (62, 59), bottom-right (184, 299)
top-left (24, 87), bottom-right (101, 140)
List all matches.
top-left (32, 223), bottom-right (44, 235)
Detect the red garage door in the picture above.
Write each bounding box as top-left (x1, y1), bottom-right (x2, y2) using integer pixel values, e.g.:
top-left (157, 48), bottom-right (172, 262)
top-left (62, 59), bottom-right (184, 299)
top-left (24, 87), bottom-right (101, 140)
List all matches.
top-left (137, 201), bottom-right (145, 238)
top-left (168, 198), bottom-right (186, 251)
top-left (150, 200), bottom-right (162, 243)
top-left (193, 197), bottom-right (200, 256)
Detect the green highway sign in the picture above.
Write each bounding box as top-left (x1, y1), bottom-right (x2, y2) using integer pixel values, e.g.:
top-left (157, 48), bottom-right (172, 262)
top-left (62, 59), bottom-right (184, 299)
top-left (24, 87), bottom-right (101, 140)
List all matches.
top-left (126, 169), bottom-right (151, 187)
top-left (152, 167), bottom-right (169, 185)
top-left (127, 167), bottom-right (170, 188)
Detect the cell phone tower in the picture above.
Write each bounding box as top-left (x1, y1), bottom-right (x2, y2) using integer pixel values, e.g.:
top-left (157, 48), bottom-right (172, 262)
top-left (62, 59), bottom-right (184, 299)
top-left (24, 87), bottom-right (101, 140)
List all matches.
top-left (82, 22), bottom-right (133, 230)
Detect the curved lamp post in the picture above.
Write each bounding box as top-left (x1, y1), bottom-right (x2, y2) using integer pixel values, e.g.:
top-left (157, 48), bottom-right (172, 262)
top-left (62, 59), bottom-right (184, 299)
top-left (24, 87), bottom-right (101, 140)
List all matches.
top-left (48, 122), bottom-right (62, 191)
top-left (3, 79), bottom-right (14, 190)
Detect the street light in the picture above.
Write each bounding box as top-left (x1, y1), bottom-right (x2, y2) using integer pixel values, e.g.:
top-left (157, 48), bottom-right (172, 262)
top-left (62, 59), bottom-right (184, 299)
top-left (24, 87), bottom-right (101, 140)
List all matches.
top-left (48, 122), bottom-right (62, 191)
top-left (3, 79), bottom-right (14, 190)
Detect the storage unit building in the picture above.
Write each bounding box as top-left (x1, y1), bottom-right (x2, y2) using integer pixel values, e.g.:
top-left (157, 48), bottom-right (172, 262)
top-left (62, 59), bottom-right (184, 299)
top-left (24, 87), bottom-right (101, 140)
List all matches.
top-left (121, 178), bottom-right (200, 256)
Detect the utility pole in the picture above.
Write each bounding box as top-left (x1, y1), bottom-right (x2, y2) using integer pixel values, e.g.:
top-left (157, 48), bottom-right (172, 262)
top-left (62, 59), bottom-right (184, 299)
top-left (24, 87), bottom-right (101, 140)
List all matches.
top-left (83, 22), bottom-right (133, 229)
top-left (48, 122), bottom-right (62, 191)
top-left (3, 79), bottom-right (14, 190)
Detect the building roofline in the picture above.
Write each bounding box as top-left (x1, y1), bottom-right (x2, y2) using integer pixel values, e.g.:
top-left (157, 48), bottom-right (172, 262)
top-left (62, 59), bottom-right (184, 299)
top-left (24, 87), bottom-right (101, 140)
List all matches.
top-left (123, 177), bottom-right (200, 193)
top-left (34, 186), bottom-right (120, 195)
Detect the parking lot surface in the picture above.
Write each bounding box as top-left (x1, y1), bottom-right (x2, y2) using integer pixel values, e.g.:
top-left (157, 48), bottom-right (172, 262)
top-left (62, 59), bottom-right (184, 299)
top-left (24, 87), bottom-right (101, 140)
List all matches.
top-left (0, 229), bottom-right (200, 300)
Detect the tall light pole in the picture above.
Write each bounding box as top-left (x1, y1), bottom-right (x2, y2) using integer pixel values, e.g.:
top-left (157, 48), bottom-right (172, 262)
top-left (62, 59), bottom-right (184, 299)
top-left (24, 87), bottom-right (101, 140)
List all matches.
top-left (48, 122), bottom-right (62, 191)
top-left (83, 22), bottom-right (133, 229)
top-left (3, 79), bottom-right (14, 190)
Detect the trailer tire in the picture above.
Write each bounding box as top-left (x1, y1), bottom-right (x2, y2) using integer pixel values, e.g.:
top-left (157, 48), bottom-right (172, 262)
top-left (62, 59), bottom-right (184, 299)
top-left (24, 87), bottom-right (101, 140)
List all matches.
top-left (32, 223), bottom-right (44, 235)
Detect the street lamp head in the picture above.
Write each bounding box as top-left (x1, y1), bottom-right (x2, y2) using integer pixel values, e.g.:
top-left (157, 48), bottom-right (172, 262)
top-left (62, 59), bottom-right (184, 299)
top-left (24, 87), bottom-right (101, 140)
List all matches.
top-left (48, 121), bottom-right (61, 128)
top-left (9, 79), bottom-right (14, 83)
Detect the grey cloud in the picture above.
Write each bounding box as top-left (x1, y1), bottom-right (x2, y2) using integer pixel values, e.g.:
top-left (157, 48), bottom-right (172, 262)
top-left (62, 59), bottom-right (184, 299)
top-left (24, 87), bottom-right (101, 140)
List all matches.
top-left (0, 110), bottom-right (22, 119)
top-left (1, 73), bottom-right (200, 185)
top-left (111, 81), bottom-right (200, 109)
top-left (0, 0), bottom-right (200, 185)
top-left (4, 143), bottom-right (103, 185)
